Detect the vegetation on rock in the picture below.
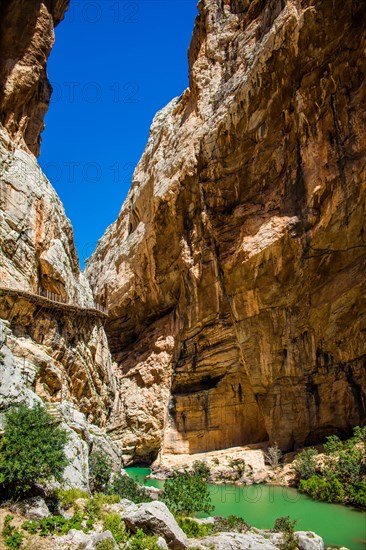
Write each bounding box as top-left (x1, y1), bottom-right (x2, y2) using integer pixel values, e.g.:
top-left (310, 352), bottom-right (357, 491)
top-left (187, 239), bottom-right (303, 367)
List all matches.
top-left (0, 404), bottom-right (69, 498)
top-left (212, 515), bottom-right (250, 534)
top-left (264, 443), bottom-right (283, 470)
top-left (162, 469), bottom-right (213, 516)
top-left (272, 516), bottom-right (297, 550)
top-left (89, 450), bottom-right (113, 493)
top-left (177, 517), bottom-right (212, 538)
top-left (106, 473), bottom-right (152, 504)
top-left (295, 427), bottom-right (366, 507)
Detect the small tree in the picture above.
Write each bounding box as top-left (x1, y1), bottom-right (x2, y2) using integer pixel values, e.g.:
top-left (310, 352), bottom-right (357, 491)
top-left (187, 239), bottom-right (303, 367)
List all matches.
top-left (192, 460), bottom-right (210, 480)
top-left (162, 471), bottom-right (213, 516)
top-left (264, 442), bottom-right (282, 469)
top-left (106, 473), bottom-right (151, 503)
top-left (89, 451), bottom-right (112, 493)
top-left (293, 448), bottom-right (318, 480)
top-left (0, 404), bottom-right (69, 497)
top-left (273, 516), bottom-right (297, 550)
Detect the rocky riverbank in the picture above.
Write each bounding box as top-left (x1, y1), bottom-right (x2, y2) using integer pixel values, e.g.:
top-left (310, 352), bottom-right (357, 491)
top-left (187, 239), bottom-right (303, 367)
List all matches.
top-left (151, 445), bottom-right (297, 487)
top-left (0, 496), bottom-right (328, 550)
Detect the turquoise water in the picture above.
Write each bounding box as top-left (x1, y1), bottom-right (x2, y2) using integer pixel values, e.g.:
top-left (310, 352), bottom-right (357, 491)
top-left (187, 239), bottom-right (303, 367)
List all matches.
top-left (126, 467), bottom-right (366, 550)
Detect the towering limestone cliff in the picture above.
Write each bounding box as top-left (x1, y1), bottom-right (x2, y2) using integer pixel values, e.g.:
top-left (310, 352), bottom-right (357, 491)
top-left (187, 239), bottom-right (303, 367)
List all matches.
top-left (86, 0), bottom-right (366, 463)
top-left (0, 1), bottom-right (119, 482)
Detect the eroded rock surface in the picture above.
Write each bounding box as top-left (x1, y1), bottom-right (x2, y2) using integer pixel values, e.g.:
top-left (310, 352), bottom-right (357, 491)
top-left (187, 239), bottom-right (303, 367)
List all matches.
top-left (86, 0), bottom-right (366, 460)
top-left (0, 0), bottom-right (69, 156)
top-left (0, 0), bottom-right (119, 476)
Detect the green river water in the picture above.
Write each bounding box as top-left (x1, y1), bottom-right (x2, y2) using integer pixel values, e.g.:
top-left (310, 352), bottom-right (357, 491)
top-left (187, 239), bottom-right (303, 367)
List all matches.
top-left (126, 467), bottom-right (366, 550)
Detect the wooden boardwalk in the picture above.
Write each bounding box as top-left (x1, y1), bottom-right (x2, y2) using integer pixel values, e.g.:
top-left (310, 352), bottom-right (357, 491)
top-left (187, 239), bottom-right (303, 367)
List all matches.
top-left (0, 286), bottom-right (108, 319)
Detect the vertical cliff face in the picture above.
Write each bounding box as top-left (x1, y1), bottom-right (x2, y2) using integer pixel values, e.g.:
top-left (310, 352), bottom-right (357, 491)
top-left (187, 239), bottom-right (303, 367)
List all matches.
top-left (0, 1), bottom-right (117, 430)
top-left (0, 0), bottom-right (68, 157)
top-left (86, 0), bottom-right (366, 462)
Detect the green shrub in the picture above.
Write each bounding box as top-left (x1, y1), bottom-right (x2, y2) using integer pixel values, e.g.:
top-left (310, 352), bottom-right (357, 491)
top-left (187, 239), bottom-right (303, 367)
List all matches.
top-left (273, 516), bottom-right (297, 550)
top-left (324, 435), bottom-right (344, 455)
top-left (96, 540), bottom-right (115, 550)
top-left (93, 493), bottom-right (120, 505)
top-left (4, 531), bottom-right (24, 549)
top-left (106, 473), bottom-right (151, 504)
top-left (352, 425), bottom-right (366, 453)
top-left (273, 516), bottom-right (296, 533)
top-left (177, 517), bottom-right (212, 538)
top-left (348, 481), bottom-right (366, 507)
top-left (103, 513), bottom-right (127, 544)
top-left (336, 448), bottom-right (362, 486)
top-left (162, 471), bottom-right (213, 516)
top-left (57, 488), bottom-right (89, 509)
top-left (89, 451), bottom-right (112, 494)
top-left (21, 520), bottom-right (38, 535)
top-left (299, 475), bottom-right (345, 503)
top-left (2, 515), bottom-right (25, 549)
top-left (192, 461), bottom-right (210, 480)
top-left (294, 428), bottom-right (366, 507)
top-left (293, 448), bottom-right (318, 480)
top-left (213, 515), bottom-right (250, 533)
top-left (0, 404), bottom-right (69, 497)
top-left (128, 529), bottom-right (161, 550)
top-left (21, 512), bottom-right (85, 537)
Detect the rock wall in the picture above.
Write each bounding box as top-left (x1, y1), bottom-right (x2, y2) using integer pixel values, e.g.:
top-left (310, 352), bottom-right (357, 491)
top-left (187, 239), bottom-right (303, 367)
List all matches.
top-left (0, 0), bottom-right (68, 157)
top-left (86, 0), bottom-right (366, 462)
top-left (0, 1), bottom-right (118, 458)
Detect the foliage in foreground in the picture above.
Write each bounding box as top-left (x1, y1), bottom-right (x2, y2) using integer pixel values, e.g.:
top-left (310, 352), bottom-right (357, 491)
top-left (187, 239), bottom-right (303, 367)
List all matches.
top-left (162, 470), bottom-right (213, 516)
top-left (0, 404), bottom-right (69, 497)
top-left (106, 473), bottom-right (152, 504)
top-left (1, 497), bottom-right (161, 549)
top-left (57, 488), bottom-right (90, 509)
top-left (177, 517), bottom-right (213, 538)
top-left (273, 516), bottom-right (297, 550)
top-left (212, 515), bottom-right (250, 533)
top-left (294, 426), bottom-right (366, 507)
top-left (2, 515), bottom-right (24, 549)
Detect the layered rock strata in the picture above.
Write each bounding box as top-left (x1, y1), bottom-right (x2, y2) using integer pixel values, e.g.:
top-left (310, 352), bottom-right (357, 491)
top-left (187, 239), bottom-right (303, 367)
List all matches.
top-left (0, 1), bottom-right (119, 465)
top-left (86, 0), bottom-right (366, 461)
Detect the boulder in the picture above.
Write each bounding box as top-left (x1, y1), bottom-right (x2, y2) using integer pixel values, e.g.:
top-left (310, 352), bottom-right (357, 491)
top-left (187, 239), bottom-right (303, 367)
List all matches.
top-left (295, 531), bottom-right (324, 550)
top-left (61, 529), bottom-right (118, 549)
top-left (122, 500), bottom-right (188, 549)
top-left (10, 497), bottom-right (50, 520)
top-left (187, 531), bottom-right (278, 549)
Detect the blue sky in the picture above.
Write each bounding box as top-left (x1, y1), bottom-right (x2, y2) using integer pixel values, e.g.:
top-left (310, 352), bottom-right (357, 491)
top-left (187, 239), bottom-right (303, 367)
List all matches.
top-left (39, 0), bottom-right (198, 267)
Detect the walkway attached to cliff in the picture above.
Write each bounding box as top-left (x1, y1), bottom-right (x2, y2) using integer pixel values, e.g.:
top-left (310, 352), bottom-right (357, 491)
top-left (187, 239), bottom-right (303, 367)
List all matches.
top-left (0, 286), bottom-right (108, 319)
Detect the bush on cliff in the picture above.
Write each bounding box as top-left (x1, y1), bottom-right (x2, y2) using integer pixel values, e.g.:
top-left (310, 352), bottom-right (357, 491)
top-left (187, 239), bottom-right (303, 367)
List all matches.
top-left (89, 450), bottom-right (112, 493)
top-left (293, 448), bottom-right (318, 480)
top-left (0, 404), bottom-right (69, 498)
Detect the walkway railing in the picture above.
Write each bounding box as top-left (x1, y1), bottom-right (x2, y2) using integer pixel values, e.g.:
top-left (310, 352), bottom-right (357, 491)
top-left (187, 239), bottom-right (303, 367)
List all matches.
top-left (0, 286), bottom-right (108, 318)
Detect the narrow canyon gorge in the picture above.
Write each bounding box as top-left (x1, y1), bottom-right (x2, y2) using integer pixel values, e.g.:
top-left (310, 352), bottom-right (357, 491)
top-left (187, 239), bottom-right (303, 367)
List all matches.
top-left (0, 0), bottom-right (365, 473)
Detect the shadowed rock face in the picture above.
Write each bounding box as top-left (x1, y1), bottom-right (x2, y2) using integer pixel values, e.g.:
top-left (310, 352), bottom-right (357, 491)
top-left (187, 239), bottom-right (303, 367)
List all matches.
top-left (86, 0), bottom-right (366, 462)
top-left (0, 0), bottom-right (69, 157)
